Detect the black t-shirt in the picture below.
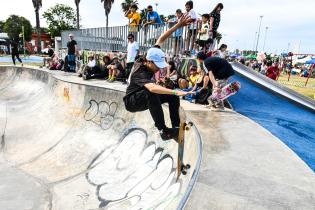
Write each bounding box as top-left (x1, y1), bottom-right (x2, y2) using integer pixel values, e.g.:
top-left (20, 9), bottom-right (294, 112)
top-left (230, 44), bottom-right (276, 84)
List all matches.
top-left (11, 41), bottom-right (19, 53)
top-left (210, 11), bottom-right (221, 31)
top-left (48, 49), bottom-right (54, 57)
top-left (67, 40), bottom-right (77, 54)
top-left (204, 57), bottom-right (234, 80)
top-left (125, 62), bottom-right (154, 97)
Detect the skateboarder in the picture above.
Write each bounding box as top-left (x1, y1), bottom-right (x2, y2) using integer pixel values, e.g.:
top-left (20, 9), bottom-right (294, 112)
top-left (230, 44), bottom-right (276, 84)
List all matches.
top-left (124, 14), bottom-right (193, 141)
top-left (197, 52), bottom-right (235, 108)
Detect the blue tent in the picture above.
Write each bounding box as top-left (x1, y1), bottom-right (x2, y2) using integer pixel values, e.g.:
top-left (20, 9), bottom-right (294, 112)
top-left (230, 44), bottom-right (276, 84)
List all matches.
top-left (305, 59), bottom-right (315, 64)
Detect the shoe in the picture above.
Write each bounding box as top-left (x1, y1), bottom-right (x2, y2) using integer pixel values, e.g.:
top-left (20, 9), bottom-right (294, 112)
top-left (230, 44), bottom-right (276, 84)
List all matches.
top-left (78, 74), bottom-right (82, 78)
top-left (159, 127), bottom-right (179, 141)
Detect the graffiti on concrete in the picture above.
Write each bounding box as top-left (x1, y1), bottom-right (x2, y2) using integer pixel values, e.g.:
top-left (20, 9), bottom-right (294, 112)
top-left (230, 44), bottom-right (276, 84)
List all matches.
top-left (86, 128), bottom-right (180, 209)
top-left (84, 100), bottom-right (126, 130)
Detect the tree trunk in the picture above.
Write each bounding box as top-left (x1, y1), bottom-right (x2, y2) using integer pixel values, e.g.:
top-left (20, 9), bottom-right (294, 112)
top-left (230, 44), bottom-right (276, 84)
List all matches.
top-left (106, 14), bottom-right (109, 38)
top-left (76, 5), bottom-right (80, 29)
top-left (35, 9), bottom-right (41, 54)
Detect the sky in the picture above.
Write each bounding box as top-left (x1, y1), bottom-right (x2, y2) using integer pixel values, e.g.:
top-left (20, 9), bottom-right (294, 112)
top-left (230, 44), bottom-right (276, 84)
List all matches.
top-left (1, 0), bottom-right (315, 54)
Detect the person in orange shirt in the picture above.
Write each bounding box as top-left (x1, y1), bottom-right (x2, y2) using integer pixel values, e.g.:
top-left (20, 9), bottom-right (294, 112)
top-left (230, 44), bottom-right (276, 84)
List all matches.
top-left (125, 4), bottom-right (141, 33)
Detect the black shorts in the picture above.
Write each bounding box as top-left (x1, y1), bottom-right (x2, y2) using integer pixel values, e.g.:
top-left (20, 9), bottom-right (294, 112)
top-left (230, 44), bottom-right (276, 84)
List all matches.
top-left (123, 89), bottom-right (150, 113)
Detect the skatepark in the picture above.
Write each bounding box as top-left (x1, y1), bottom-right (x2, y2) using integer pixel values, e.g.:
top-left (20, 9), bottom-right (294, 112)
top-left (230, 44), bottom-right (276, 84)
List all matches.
top-left (0, 64), bottom-right (314, 210)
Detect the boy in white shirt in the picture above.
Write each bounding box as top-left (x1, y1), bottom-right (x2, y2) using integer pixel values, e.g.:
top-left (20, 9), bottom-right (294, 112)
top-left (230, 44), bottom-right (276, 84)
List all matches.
top-left (126, 34), bottom-right (139, 82)
top-left (196, 14), bottom-right (211, 50)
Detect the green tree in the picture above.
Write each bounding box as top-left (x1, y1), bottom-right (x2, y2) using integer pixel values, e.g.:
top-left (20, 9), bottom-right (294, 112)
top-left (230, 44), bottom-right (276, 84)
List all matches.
top-left (32, 0), bottom-right (42, 53)
top-left (140, 8), bottom-right (147, 24)
top-left (121, 0), bottom-right (138, 13)
top-left (43, 4), bottom-right (76, 37)
top-left (3, 15), bottom-right (32, 41)
top-left (101, 0), bottom-right (115, 28)
top-left (216, 31), bottom-right (222, 45)
top-left (75, 0), bottom-right (81, 29)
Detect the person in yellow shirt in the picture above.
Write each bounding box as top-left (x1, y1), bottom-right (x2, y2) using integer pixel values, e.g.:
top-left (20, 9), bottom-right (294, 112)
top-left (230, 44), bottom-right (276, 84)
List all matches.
top-left (125, 4), bottom-right (141, 32)
top-left (178, 65), bottom-right (200, 89)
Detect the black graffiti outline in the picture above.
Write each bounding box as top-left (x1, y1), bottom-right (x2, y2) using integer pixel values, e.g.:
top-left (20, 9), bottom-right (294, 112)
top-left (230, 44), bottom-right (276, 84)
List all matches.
top-left (85, 128), bottom-right (178, 209)
top-left (84, 99), bottom-right (125, 130)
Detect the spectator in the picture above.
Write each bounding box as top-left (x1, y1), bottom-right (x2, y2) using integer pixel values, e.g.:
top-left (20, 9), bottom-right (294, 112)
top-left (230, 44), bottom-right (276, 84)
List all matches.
top-left (66, 34), bottom-right (77, 72)
top-left (209, 3), bottom-right (224, 50)
top-left (166, 61), bottom-right (179, 88)
top-left (196, 14), bottom-right (211, 51)
top-left (48, 53), bottom-right (60, 70)
top-left (260, 60), bottom-right (268, 75)
top-left (99, 55), bottom-right (111, 78)
top-left (123, 14), bottom-right (192, 141)
top-left (125, 4), bottom-right (141, 33)
top-left (11, 39), bottom-right (23, 66)
top-left (178, 65), bottom-right (199, 89)
top-left (82, 55), bottom-right (109, 80)
top-left (126, 34), bottom-right (140, 81)
top-left (213, 44), bottom-right (227, 58)
top-left (43, 45), bottom-right (55, 67)
top-left (143, 5), bottom-right (163, 27)
top-left (107, 56), bottom-right (125, 83)
top-left (168, 9), bottom-right (184, 56)
top-left (191, 68), bottom-right (212, 104)
top-left (184, 1), bottom-right (198, 53)
top-left (266, 62), bottom-right (280, 80)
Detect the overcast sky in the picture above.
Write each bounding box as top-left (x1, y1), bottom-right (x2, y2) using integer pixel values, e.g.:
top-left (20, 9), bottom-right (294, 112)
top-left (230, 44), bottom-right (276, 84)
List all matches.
top-left (1, 0), bottom-right (315, 54)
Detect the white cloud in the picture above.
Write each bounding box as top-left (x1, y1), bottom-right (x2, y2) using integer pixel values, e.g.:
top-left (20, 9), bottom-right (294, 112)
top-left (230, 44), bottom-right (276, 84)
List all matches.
top-left (1, 0), bottom-right (314, 53)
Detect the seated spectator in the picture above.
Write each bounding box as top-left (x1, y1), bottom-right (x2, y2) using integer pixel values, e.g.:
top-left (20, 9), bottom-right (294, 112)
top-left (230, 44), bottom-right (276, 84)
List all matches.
top-left (157, 61), bottom-right (179, 89)
top-left (99, 55), bottom-right (111, 77)
top-left (48, 53), bottom-right (61, 70)
top-left (167, 61), bottom-right (179, 88)
top-left (260, 60), bottom-right (268, 75)
top-left (82, 55), bottom-right (109, 80)
top-left (178, 65), bottom-right (200, 89)
top-left (196, 14), bottom-right (211, 51)
top-left (190, 67), bottom-right (212, 104)
top-left (213, 44), bottom-right (227, 58)
top-left (107, 56), bottom-right (125, 83)
top-left (125, 4), bottom-right (141, 33)
top-left (43, 45), bottom-right (55, 67)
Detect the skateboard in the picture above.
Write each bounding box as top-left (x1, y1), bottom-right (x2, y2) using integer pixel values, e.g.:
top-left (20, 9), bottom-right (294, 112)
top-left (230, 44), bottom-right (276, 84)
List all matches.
top-left (208, 81), bottom-right (241, 110)
top-left (177, 107), bottom-right (193, 180)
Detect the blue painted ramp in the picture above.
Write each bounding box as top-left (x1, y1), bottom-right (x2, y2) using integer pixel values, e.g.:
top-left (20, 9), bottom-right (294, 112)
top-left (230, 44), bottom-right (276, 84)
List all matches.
top-left (229, 63), bottom-right (315, 171)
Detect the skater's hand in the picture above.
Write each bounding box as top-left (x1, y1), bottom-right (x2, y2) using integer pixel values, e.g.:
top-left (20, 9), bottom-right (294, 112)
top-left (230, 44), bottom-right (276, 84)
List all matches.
top-left (177, 14), bottom-right (193, 27)
top-left (175, 90), bottom-right (190, 97)
top-left (214, 86), bottom-right (222, 93)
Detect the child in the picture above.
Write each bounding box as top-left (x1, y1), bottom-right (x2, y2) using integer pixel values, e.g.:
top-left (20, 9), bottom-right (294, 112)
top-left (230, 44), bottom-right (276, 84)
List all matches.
top-left (185, 1), bottom-right (198, 53)
top-left (178, 65), bottom-right (200, 89)
top-left (196, 14), bottom-right (211, 51)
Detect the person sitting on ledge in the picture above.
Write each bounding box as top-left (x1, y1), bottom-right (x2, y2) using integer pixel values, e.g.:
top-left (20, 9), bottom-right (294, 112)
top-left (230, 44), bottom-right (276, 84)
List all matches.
top-left (123, 14), bottom-right (193, 141)
top-left (107, 56), bottom-right (125, 83)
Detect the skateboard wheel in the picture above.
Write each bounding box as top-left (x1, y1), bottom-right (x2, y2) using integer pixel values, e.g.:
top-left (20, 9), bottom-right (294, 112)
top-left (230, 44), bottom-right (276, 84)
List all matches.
top-left (182, 170), bottom-right (187, 175)
top-left (188, 122), bottom-right (193, 127)
top-left (185, 164), bottom-right (191, 169)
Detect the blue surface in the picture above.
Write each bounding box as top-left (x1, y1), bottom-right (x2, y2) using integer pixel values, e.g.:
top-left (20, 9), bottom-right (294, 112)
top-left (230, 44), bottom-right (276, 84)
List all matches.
top-left (0, 56), bottom-right (43, 63)
top-left (229, 74), bottom-right (315, 172)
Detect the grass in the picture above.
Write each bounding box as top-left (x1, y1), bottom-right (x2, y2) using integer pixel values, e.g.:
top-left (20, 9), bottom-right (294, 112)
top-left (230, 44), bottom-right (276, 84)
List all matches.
top-left (277, 74), bottom-right (315, 99)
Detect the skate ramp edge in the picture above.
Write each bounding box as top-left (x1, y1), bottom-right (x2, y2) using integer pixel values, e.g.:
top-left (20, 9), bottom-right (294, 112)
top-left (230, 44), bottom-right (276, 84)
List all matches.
top-left (0, 66), bottom-right (202, 210)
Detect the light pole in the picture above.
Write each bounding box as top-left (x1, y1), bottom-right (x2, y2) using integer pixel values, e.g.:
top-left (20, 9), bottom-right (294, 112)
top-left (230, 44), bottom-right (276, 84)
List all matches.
top-left (154, 0), bottom-right (158, 11)
top-left (263, 26), bottom-right (269, 52)
top-left (253, 31), bottom-right (257, 52)
top-left (255, 15), bottom-right (263, 52)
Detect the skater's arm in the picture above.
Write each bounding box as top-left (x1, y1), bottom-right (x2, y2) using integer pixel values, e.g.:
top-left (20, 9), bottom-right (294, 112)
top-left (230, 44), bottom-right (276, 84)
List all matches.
top-left (155, 14), bottom-right (192, 46)
top-left (208, 71), bottom-right (218, 88)
top-left (144, 83), bottom-right (188, 96)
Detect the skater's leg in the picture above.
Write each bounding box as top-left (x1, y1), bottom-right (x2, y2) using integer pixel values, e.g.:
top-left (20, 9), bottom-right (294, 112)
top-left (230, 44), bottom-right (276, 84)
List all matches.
top-left (12, 53), bottom-right (16, 65)
top-left (159, 94), bottom-right (180, 128)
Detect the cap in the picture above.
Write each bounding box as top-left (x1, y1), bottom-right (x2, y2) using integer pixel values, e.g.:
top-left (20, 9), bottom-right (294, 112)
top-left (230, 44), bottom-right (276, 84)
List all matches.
top-left (146, 48), bottom-right (168, 69)
top-left (69, 33), bottom-right (74, 37)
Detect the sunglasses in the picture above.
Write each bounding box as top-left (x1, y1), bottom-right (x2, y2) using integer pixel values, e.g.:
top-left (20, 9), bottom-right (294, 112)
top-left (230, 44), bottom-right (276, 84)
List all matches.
top-left (128, 37), bottom-right (133, 40)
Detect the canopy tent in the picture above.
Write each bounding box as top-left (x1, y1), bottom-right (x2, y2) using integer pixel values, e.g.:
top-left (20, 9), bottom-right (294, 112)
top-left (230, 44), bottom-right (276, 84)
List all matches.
top-left (245, 54), bottom-right (257, 60)
top-left (305, 59), bottom-right (315, 64)
top-left (293, 56), bottom-right (312, 65)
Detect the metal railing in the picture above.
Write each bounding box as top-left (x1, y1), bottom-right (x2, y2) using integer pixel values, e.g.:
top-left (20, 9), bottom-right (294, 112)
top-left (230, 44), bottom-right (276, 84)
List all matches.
top-left (61, 23), bottom-right (204, 57)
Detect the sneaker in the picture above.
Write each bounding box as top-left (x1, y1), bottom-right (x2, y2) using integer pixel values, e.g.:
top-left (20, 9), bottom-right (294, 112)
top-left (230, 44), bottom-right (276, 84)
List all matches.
top-left (159, 127), bottom-right (179, 141)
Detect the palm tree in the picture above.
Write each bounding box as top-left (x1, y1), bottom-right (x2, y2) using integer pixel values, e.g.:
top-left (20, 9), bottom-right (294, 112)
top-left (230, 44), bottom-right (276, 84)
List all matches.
top-left (216, 32), bottom-right (222, 45)
top-left (75, 0), bottom-right (81, 29)
top-left (121, 0), bottom-right (138, 13)
top-left (101, 0), bottom-right (115, 28)
top-left (32, 0), bottom-right (42, 54)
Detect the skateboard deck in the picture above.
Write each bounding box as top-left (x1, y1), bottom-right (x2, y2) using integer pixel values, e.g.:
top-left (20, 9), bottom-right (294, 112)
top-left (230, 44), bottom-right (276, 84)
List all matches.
top-left (208, 81), bottom-right (241, 110)
top-left (177, 107), bottom-right (193, 181)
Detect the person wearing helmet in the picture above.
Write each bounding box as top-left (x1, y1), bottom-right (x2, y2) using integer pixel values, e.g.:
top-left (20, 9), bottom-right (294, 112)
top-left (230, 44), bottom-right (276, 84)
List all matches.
top-left (123, 14), bottom-right (192, 141)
